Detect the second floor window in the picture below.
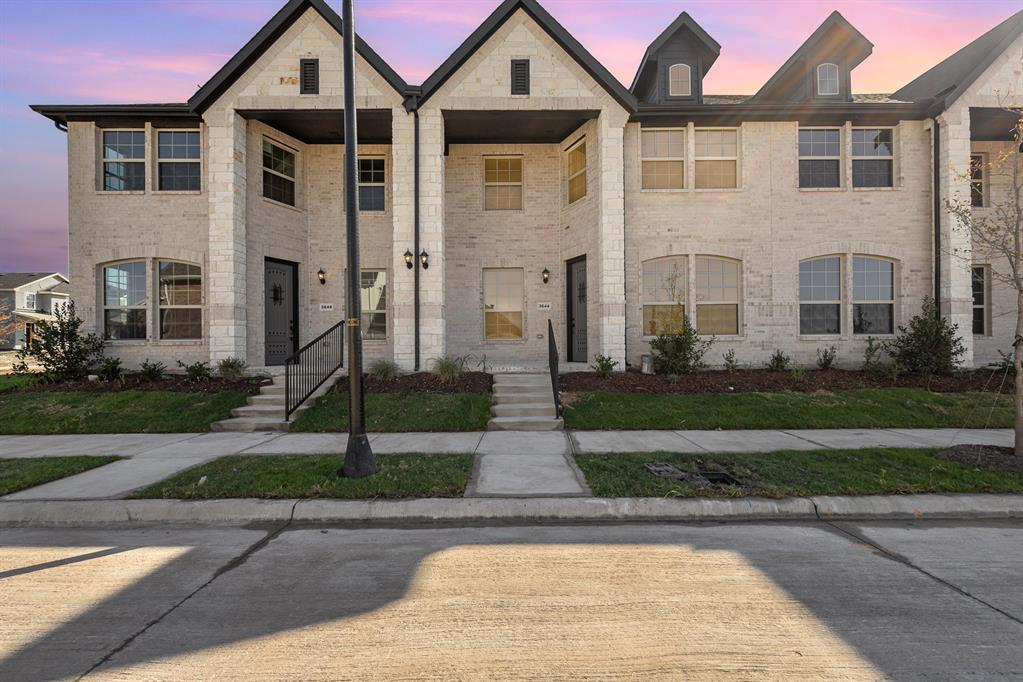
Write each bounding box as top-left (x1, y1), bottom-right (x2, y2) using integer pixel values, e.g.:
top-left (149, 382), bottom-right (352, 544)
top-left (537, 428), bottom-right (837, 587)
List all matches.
top-left (358, 158), bottom-right (385, 211)
top-left (695, 129), bottom-right (738, 189)
top-left (798, 128), bottom-right (841, 188)
top-left (852, 128), bottom-right (894, 188)
top-left (102, 130), bottom-right (145, 191)
top-left (24, 293), bottom-right (36, 311)
top-left (817, 63), bottom-right (839, 96)
top-left (157, 130), bottom-right (201, 191)
top-left (484, 157), bottom-right (523, 210)
top-left (566, 139), bottom-right (587, 204)
top-left (262, 139), bottom-right (296, 206)
top-left (641, 128), bottom-right (684, 190)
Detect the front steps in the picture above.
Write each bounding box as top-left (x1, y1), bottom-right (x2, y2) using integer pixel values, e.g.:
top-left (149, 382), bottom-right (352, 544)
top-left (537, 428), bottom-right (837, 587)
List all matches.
top-left (211, 369), bottom-right (343, 433)
top-left (487, 373), bottom-right (564, 431)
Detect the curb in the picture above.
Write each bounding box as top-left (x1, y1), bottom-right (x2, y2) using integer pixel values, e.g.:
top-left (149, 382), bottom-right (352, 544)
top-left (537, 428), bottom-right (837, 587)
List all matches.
top-left (1, 494), bottom-right (1021, 527)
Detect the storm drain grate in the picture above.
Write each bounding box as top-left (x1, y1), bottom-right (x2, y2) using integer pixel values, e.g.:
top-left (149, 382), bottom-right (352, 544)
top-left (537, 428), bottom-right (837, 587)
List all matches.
top-left (644, 461), bottom-right (743, 487)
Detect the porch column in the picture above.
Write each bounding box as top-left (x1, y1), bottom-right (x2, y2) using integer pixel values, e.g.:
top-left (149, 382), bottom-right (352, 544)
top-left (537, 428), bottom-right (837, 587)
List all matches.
top-left (597, 110), bottom-right (627, 368)
top-left (417, 108), bottom-right (447, 366)
top-left (936, 109), bottom-right (975, 366)
top-left (206, 108), bottom-right (248, 362)
top-left (391, 107), bottom-right (416, 369)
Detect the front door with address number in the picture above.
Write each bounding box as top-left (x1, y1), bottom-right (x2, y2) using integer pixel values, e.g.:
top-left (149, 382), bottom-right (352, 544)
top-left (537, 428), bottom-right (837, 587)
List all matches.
top-left (264, 258), bottom-right (298, 366)
top-left (566, 256), bottom-right (587, 362)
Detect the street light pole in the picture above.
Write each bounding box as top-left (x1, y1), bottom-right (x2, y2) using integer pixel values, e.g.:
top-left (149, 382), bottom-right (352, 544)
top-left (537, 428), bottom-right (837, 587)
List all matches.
top-left (340, 0), bottom-right (375, 478)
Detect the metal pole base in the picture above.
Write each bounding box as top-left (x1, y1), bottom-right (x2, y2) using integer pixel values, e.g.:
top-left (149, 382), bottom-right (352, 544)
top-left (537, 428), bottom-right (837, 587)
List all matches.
top-left (341, 433), bottom-right (376, 478)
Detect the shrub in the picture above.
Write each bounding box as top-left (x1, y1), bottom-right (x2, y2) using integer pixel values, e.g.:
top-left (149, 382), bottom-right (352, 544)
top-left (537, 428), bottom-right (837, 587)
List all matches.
top-left (791, 366), bottom-right (807, 382)
top-left (862, 337), bottom-right (889, 377)
top-left (97, 356), bottom-right (123, 381)
top-left (886, 298), bottom-right (965, 375)
top-left (994, 349), bottom-right (1017, 375)
top-left (177, 360), bottom-right (212, 382)
top-left (13, 301), bottom-right (104, 382)
top-left (590, 354), bottom-right (619, 378)
top-left (722, 348), bottom-right (738, 372)
top-left (430, 355), bottom-right (468, 383)
top-left (765, 349), bottom-right (791, 372)
top-left (816, 346), bottom-right (837, 370)
top-left (139, 359), bottom-right (166, 381)
top-left (648, 315), bottom-right (712, 375)
top-left (217, 357), bottom-right (247, 381)
top-left (368, 359), bottom-right (402, 381)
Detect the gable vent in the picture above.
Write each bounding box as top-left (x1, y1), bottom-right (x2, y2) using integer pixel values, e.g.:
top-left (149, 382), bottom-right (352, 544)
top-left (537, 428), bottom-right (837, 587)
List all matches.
top-left (511, 59), bottom-right (530, 95)
top-left (300, 58), bottom-right (319, 95)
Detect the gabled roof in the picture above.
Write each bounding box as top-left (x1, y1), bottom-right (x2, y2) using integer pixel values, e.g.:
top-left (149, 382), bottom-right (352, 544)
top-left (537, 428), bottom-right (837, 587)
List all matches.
top-left (414, 0), bottom-right (637, 112)
top-left (187, 0), bottom-right (407, 114)
top-left (629, 12), bottom-right (720, 92)
top-left (892, 9), bottom-right (1023, 113)
top-left (752, 11), bottom-right (872, 101)
top-left (0, 273), bottom-right (67, 291)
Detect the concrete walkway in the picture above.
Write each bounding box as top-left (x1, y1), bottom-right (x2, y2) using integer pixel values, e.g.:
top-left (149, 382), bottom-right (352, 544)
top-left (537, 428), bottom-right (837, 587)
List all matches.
top-left (0, 428), bottom-right (1012, 500)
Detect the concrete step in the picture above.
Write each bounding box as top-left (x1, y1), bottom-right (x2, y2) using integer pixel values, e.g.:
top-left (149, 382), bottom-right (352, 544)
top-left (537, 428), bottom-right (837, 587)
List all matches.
top-left (210, 417), bottom-right (292, 433)
top-left (259, 384), bottom-right (286, 396)
top-left (494, 374), bottom-right (551, 386)
top-left (493, 391), bottom-right (554, 405)
top-left (249, 394), bottom-right (286, 405)
top-left (494, 383), bottom-right (554, 395)
top-left (487, 416), bottom-right (564, 431)
top-left (491, 403), bottom-right (557, 418)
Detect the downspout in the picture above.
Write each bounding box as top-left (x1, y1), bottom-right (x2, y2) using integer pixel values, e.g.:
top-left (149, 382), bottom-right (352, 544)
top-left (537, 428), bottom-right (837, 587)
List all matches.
top-left (933, 119), bottom-right (942, 318)
top-left (413, 103), bottom-right (421, 371)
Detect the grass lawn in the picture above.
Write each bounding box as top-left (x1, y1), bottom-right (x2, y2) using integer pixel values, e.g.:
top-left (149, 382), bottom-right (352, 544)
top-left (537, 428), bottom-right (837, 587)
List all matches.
top-left (131, 453), bottom-right (475, 499)
top-left (292, 391), bottom-right (491, 432)
top-left (564, 388), bottom-right (1012, 430)
top-left (0, 456), bottom-right (121, 496)
top-left (574, 448), bottom-right (1023, 498)
top-left (0, 374), bottom-right (35, 392)
top-left (0, 389), bottom-right (251, 434)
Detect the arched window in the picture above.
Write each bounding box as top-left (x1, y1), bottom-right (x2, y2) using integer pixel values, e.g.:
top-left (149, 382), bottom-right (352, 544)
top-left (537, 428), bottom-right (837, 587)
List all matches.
top-left (853, 256), bottom-right (895, 334)
top-left (668, 63), bottom-right (692, 97)
top-left (799, 256), bottom-right (841, 334)
top-left (157, 260), bottom-right (203, 340)
top-left (642, 256), bottom-right (686, 335)
top-left (695, 256), bottom-right (741, 335)
top-left (817, 63), bottom-right (839, 96)
top-left (102, 261), bottom-right (147, 340)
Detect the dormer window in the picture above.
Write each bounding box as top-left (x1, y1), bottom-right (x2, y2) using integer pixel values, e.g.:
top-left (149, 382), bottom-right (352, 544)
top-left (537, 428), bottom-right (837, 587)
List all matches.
top-left (668, 63), bottom-right (692, 97)
top-left (816, 63), bottom-right (839, 96)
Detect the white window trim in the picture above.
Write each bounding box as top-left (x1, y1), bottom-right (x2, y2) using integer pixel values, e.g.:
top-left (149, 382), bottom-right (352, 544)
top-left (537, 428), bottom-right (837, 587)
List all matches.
top-left (694, 255), bottom-right (742, 336)
top-left (851, 126), bottom-right (895, 190)
top-left (155, 129), bottom-right (202, 193)
top-left (694, 127), bottom-right (740, 191)
top-left (972, 264), bottom-right (990, 336)
top-left (970, 152), bottom-right (986, 208)
top-left (639, 126), bottom-right (685, 191)
top-left (817, 63), bottom-right (839, 96)
top-left (798, 255), bottom-right (843, 336)
top-left (565, 137), bottom-right (587, 205)
top-left (482, 267), bottom-right (525, 341)
top-left (641, 256), bottom-right (687, 337)
top-left (851, 255), bottom-right (897, 336)
top-left (102, 260), bottom-right (148, 342)
top-left (668, 63), bottom-right (692, 97)
top-left (797, 126), bottom-right (843, 190)
top-left (101, 128), bottom-right (146, 193)
top-left (483, 156), bottom-right (524, 211)
top-left (156, 259), bottom-right (203, 341)
top-left (357, 155), bottom-right (387, 213)
top-left (262, 137), bottom-right (298, 207)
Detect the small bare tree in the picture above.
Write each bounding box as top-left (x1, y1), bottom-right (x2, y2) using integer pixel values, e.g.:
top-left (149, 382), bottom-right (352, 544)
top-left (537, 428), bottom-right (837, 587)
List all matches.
top-left (945, 106), bottom-right (1023, 456)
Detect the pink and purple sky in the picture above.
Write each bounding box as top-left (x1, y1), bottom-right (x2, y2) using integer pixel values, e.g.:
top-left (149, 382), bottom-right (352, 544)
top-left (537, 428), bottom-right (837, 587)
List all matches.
top-left (1, 0), bottom-right (1019, 274)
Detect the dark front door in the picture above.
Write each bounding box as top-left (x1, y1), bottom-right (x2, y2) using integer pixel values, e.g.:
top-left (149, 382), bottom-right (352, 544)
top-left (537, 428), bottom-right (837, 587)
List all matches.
top-left (264, 259), bottom-right (298, 366)
top-left (566, 256), bottom-right (587, 363)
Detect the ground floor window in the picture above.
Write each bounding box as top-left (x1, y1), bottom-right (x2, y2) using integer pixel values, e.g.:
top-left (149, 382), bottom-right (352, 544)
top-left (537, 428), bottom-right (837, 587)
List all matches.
top-left (360, 270), bottom-right (387, 340)
top-left (103, 261), bottom-right (148, 339)
top-left (853, 256), bottom-right (894, 334)
top-left (799, 256), bottom-right (841, 334)
top-left (642, 256), bottom-right (686, 335)
top-left (102, 259), bottom-right (203, 341)
top-left (641, 255), bottom-right (741, 336)
top-left (158, 260), bottom-right (202, 339)
top-left (695, 256), bottom-right (740, 334)
top-left (972, 265), bottom-right (989, 335)
top-left (483, 268), bottom-right (524, 340)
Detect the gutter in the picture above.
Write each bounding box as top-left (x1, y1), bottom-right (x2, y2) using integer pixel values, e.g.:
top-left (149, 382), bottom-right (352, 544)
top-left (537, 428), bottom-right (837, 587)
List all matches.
top-left (933, 120), bottom-right (942, 317)
top-left (413, 101), bottom-right (421, 371)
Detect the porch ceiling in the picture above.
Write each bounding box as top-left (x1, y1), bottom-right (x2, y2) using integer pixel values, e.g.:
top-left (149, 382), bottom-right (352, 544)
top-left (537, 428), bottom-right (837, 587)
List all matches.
top-left (236, 108), bottom-right (392, 144)
top-left (442, 109), bottom-right (599, 145)
top-left (970, 107), bottom-right (1022, 141)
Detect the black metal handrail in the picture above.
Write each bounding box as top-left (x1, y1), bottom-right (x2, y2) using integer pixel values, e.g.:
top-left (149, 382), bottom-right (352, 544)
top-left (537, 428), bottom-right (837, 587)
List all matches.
top-left (285, 319), bottom-right (345, 420)
top-left (547, 318), bottom-right (563, 418)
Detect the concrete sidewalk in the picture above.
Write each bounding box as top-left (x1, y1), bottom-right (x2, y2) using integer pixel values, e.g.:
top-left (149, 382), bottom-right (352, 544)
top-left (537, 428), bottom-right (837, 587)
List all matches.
top-left (0, 428), bottom-right (1013, 501)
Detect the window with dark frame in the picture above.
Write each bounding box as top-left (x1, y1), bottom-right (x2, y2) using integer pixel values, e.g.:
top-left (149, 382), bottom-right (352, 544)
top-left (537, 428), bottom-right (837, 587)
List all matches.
top-left (157, 130), bottom-right (201, 191)
top-left (972, 265), bottom-right (988, 335)
top-left (103, 261), bottom-right (147, 340)
top-left (300, 58), bottom-right (319, 95)
top-left (357, 158), bottom-right (385, 211)
top-left (970, 153), bottom-right (985, 207)
top-left (852, 128), bottom-right (894, 188)
top-left (799, 256), bottom-right (841, 334)
top-left (510, 59), bottom-right (530, 95)
top-left (102, 130), bottom-right (145, 191)
top-left (853, 256), bottom-right (894, 334)
top-left (798, 128), bottom-right (841, 188)
top-left (262, 139), bottom-right (296, 206)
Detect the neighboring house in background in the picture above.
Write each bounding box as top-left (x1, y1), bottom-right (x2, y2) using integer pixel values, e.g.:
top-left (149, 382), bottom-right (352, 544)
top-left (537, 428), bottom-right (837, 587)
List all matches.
top-left (27, 0), bottom-right (1023, 373)
top-left (0, 273), bottom-right (70, 350)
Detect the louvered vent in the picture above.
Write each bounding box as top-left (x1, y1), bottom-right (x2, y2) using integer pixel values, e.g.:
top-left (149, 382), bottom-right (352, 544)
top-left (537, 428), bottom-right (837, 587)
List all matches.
top-left (511, 59), bottom-right (530, 95)
top-left (300, 58), bottom-right (319, 95)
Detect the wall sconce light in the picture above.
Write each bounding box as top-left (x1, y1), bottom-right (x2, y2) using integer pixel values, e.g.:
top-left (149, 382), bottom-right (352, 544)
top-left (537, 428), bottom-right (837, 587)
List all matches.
top-left (420, 250), bottom-right (430, 270)
top-left (542, 267), bottom-right (550, 284)
top-left (317, 268), bottom-right (327, 284)
top-left (404, 250), bottom-right (414, 269)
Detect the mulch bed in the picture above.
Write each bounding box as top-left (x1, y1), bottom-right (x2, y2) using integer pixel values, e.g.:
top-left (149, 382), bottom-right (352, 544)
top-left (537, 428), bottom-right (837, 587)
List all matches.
top-left (13, 374), bottom-right (268, 396)
top-left (333, 371), bottom-right (492, 395)
top-left (935, 444), bottom-right (1023, 472)
top-left (560, 368), bottom-right (1014, 395)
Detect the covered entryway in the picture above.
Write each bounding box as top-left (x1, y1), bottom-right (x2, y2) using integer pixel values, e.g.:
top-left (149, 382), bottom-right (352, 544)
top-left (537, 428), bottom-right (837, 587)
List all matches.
top-left (566, 256), bottom-right (587, 362)
top-left (264, 258), bottom-right (298, 366)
